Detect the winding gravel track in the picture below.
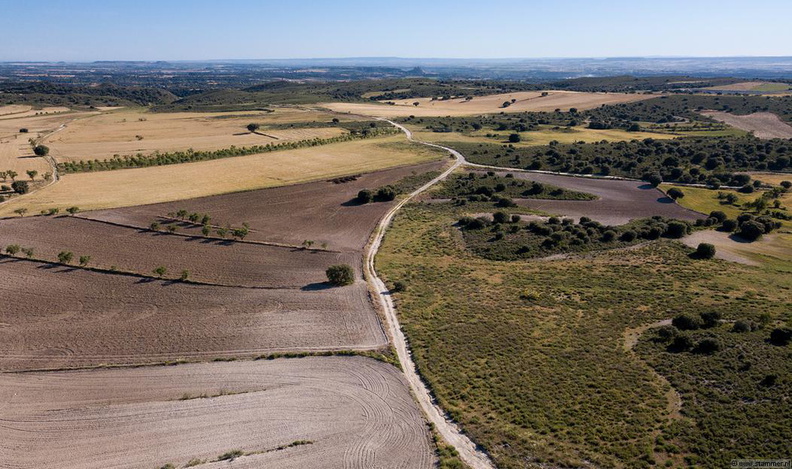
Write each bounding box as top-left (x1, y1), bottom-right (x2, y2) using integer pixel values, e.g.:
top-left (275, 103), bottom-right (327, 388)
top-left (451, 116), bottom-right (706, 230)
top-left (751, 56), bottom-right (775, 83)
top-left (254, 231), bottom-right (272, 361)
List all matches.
top-left (366, 120), bottom-right (495, 469)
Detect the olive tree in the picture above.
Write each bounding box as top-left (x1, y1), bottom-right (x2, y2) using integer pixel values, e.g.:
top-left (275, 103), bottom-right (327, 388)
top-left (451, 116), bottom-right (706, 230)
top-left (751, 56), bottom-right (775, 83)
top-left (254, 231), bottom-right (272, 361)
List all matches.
top-left (326, 264), bottom-right (355, 286)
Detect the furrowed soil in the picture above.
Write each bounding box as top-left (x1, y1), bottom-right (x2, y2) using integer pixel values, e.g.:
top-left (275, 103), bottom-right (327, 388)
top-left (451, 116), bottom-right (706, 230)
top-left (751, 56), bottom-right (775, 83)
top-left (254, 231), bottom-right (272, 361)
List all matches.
top-left (0, 259), bottom-right (385, 371)
top-left (323, 91), bottom-right (651, 117)
top-left (488, 171), bottom-right (702, 225)
top-left (86, 160), bottom-right (445, 251)
top-left (0, 357), bottom-right (434, 469)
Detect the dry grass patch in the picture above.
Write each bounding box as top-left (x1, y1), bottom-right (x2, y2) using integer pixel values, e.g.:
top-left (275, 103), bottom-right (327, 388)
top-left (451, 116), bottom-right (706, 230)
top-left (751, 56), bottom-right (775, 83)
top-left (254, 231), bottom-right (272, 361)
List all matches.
top-left (0, 136), bottom-right (442, 215)
top-left (46, 107), bottom-right (353, 161)
top-left (323, 90), bottom-right (651, 117)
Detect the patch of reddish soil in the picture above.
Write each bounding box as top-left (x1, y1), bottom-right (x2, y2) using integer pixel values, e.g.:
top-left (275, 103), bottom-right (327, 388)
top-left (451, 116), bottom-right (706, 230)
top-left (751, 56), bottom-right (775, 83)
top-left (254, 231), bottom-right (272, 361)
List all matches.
top-left (0, 216), bottom-right (357, 288)
top-left (0, 259), bottom-right (386, 371)
top-left (503, 172), bottom-right (703, 225)
top-left (86, 161), bottom-right (444, 252)
top-left (0, 357), bottom-right (433, 468)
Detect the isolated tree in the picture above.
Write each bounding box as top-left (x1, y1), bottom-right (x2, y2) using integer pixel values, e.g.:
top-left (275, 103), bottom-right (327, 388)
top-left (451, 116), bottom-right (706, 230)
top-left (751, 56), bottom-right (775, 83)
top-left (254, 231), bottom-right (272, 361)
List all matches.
top-left (19, 128), bottom-right (28, 133)
top-left (188, 212), bottom-right (200, 223)
top-left (326, 264), bottom-right (355, 286)
top-left (26, 170), bottom-right (38, 181)
top-left (150, 222), bottom-right (160, 231)
top-left (695, 337), bottom-right (721, 355)
top-left (672, 313), bottom-right (702, 331)
top-left (413, 102), bottom-right (420, 107)
top-left (216, 227), bottom-right (228, 238)
top-left (508, 133), bottom-right (521, 143)
top-left (21, 247), bottom-right (34, 258)
top-left (58, 251), bottom-right (74, 264)
top-left (176, 209), bottom-right (188, 220)
top-left (302, 239), bottom-right (315, 249)
top-left (664, 221), bottom-right (688, 239)
top-left (200, 214), bottom-right (211, 225)
top-left (5, 244), bottom-right (21, 255)
top-left (0, 171), bottom-right (6, 181)
top-left (66, 206), bottom-right (80, 216)
top-left (700, 311), bottom-right (722, 329)
top-left (493, 211), bottom-right (509, 224)
top-left (232, 226), bottom-right (249, 240)
top-left (736, 220), bottom-right (764, 241)
top-left (180, 270), bottom-right (190, 281)
top-left (247, 123), bottom-right (260, 133)
top-left (201, 224), bottom-right (211, 236)
top-left (769, 328), bottom-right (791, 346)
top-left (12, 180), bottom-right (29, 194)
top-left (732, 320), bottom-right (753, 333)
top-left (694, 243), bottom-right (716, 259)
top-left (13, 208), bottom-right (27, 217)
top-left (79, 255), bottom-right (91, 267)
top-left (43, 172), bottom-right (52, 182)
top-left (780, 180), bottom-right (791, 189)
top-left (667, 187), bottom-right (684, 200)
top-left (153, 266), bottom-right (167, 278)
top-left (7, 170), bottom-right (17, 181)
top-left (357, 189), bottom-right (373, 204)
top-left (33, 145), bottom-right (49, 156)
top-left (645, 173), bottom-right (663, 187)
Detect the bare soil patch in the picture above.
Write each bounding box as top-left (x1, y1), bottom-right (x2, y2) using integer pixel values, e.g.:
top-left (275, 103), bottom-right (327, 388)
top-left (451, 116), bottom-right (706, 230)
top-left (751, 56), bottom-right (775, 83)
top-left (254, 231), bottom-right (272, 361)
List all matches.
top-left (324, 91), bottom-right (651, 117)
top-left (493, 171), bottom-right (702, 225)
top-left (0, 216), bottom-right (355, 288)
top-left (701, 111), bottom-right (792, 139)
top-left (87, 160), bottom-right (445, 251)
top-left (681, 230), bottom-right (768, 266)
top-left (0, 259), bottom-right (386, 371)
top-left (0, 357), bottom-right (433, 468)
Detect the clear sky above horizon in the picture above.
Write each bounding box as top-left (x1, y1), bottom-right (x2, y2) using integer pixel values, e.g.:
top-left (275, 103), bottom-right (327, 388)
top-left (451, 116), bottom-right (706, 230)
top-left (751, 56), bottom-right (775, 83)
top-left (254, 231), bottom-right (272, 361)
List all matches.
top-left (1, 0), bottom-right (790, 61)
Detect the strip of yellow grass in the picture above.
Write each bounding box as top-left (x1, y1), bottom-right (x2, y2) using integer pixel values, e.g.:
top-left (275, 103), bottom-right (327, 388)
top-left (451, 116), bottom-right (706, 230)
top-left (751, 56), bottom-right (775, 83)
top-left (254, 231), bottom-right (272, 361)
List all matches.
top-left (412, 126), bottom-right (676, 147)
top-left (0, 136), bottom-right (442, 216)
top-left (323, 91), bottom-right (651, 117)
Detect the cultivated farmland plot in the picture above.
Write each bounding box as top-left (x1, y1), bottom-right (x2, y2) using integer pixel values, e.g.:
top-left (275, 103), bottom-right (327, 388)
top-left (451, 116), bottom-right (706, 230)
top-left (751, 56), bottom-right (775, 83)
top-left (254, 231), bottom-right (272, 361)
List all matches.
top-left (0, 357), bottom-right (434, 468)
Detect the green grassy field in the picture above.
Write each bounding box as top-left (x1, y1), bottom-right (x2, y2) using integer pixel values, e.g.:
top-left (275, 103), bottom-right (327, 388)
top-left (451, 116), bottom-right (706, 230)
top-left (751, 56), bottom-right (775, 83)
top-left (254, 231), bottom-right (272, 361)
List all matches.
top-left (377, 201), bottom-right (791, 468)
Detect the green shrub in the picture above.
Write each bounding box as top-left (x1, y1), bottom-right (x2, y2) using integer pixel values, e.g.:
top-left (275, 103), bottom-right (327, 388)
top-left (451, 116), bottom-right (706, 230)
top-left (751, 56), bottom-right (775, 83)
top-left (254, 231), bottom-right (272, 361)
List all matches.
top-left (326, 264), bottom-right (355, 286)
top-left (672, 314), bottom-right (702, 331)
top-left (694, 243), bottom-right (716, 259)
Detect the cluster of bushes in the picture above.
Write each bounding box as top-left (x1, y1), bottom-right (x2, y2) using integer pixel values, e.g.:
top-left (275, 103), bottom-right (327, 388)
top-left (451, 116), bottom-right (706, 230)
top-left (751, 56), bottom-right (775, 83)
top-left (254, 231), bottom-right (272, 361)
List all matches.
top-left (697, 210), bottom-right (782, 241)
top-left (657, 312), bottom-right (791, 355)
top-left (434, 172), bottom-right (595, 203)
top-left (457, 214), bottom-right (691, 260)
top-left (356, 186), bottom-right (397, 203)
top-left (58, 128), bottom-right (395, 173)
top-left (153, 210), bottom-right (250, 241)
top-left (451, 135), bottom-right (791, 184)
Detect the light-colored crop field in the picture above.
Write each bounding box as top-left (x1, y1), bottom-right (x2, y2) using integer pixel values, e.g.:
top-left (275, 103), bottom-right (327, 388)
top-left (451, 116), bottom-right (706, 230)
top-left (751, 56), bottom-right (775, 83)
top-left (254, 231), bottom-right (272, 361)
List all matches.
top-left (702, 81), bottom-right (791, 92)
top-left (0, 357), bottom-right (434, 469)
top-left (701, 111), bottom-right (792, 139)
top-left (45, 107), bottom-right (354, 161)
top-left (0, 136), bottom-right (443, 215)
top-left (0, 105), bottom-right (70, 120)
top-left (0, 109), bottom-right (95, 177)
top-left (323, 90), bottom-right (652, 117)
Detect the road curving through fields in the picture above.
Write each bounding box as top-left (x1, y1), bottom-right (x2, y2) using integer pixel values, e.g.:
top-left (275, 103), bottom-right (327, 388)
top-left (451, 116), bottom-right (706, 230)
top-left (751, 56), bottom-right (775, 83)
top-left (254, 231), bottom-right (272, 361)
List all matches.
top-left (366, 119), bottom-right (495, 469)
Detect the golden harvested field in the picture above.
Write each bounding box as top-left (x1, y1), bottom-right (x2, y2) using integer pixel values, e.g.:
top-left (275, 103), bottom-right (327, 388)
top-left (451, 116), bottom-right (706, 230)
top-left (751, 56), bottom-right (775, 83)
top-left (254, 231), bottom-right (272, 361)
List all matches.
top-left (0, 105), bottom-right (70, 120)
top-left (0, 136), bottom-right (443, 215)
top-left (323, 90), bottom-right (652, 117)
top-left (702, 81), bottom-right (791, 92)
top-left (0, 109), bottom-right (95, 176)
top-left (46, 108), bottom-right (352, 161)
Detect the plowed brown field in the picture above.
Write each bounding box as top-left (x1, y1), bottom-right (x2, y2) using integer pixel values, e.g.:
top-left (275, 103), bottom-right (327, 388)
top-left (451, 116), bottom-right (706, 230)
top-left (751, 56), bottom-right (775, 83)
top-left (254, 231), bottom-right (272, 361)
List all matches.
top-left (0, 357), bottom-right (433, 468)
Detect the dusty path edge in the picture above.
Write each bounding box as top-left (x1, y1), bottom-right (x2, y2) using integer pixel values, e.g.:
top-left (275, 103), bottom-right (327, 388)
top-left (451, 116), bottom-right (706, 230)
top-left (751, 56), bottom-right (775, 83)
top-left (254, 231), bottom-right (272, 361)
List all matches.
top-left (365, 119), bottom-right (495, 469)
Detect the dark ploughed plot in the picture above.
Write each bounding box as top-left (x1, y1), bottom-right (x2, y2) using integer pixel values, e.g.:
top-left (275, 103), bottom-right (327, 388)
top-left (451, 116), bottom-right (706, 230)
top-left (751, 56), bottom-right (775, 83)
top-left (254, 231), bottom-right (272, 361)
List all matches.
top-left (0, 357), bottom-right (433, 469)
top-left (86, 161), bottom-right (444, 251)
top-left (0, 260), bottom-right (386, 371)
top-left (0, 216), bottom-right (358, 288)
top-left (507, 172), bottom-right (703, 225)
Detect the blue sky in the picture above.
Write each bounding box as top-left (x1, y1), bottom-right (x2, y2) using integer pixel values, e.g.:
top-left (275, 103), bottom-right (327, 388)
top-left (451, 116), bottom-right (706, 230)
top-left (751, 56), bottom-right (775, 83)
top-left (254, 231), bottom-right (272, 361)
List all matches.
top-left (1, 0), bottom-right (790, 61)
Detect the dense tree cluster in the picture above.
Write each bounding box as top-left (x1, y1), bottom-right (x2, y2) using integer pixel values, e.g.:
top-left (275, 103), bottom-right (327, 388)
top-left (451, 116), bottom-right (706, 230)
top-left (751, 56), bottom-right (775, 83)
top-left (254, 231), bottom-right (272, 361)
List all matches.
top-left (458, 214), bottom-right (691, 260)
top-left (453, 136), bottom-right (792, 184)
